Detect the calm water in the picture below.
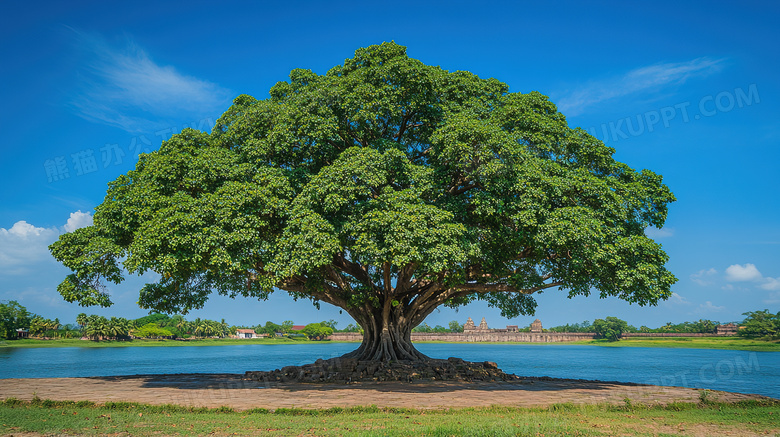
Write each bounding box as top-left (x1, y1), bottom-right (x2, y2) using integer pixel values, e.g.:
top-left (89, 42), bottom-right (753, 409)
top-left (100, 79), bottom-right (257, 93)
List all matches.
top-left (1, 343), bottom-right (777, 398)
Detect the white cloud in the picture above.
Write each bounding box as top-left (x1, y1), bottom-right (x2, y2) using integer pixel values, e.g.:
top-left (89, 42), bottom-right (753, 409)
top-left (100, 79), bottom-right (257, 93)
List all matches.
top-left (725, 263), bottom-right (763, 282)
top-left (696, 301), bottom-right (725, 313)
top-left (690, 268), bottom-right (717, 286)
top-left (764, 292), bottom-right (780, 305)
top-left (69, 29), bottom-right (232, 133)
top-left (645, 227), bottom-right (674, 239)
top-left (721, 283), bottom-right (753, 292)
top-left (557, 57), bottom-right (725, 116)
top-left (0, 211), bottom-right (93, 275)
top-left (1, 221), bottom-right (56, 238)
top-left (15, 287), bottom-right (69, 309)
top-left (665, 292), bottom-right (692, 306)
top-left (0, 222), bottom-right (59, 274)
top-left (760, 277), bottom-right (780, 291)
top-left (723, 263), bottom-right (780, 291)
top-left (63, 210), bottom-right (94, 233)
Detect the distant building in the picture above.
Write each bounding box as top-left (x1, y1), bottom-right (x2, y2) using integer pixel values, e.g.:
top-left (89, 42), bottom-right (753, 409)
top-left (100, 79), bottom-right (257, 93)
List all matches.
top-left (15, 328), bottom-right (29, 339)
top-left (463, 318), bottom-right (529, 333)
top-left (530, 319), bottom-right (543, 333)
top-left (235, 329), bottom-right (258, 339)
top-left (716, 323), bottom-right (738, 336)
top-left (291, 325), bottom-right (306, 332)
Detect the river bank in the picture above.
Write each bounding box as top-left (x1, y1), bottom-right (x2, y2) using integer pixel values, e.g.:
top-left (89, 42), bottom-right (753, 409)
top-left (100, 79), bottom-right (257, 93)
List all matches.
top-left (0, 373), bottom-right (774, 410)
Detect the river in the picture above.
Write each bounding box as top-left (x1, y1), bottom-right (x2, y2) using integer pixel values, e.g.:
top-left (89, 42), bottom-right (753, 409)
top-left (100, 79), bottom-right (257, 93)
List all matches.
top-left (0, 343), bottom-right (777, 399)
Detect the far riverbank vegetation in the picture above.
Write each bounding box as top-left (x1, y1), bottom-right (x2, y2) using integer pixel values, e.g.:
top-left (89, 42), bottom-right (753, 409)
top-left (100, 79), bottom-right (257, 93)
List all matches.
top-left (1, 301), bottom-right (778, 350)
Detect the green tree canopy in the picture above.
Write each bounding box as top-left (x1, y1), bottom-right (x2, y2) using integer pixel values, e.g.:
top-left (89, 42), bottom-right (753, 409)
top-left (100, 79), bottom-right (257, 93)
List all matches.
top-left (301, 322), bottom-right (334, 340)
top-left (49, 42), bottom-right (676, 362)
top-left (739, 310), bottom-right (779, 339)
top-left (133, 313), bottom-right (171, 328)
top-left (255, 321), bottom-right (283, 335)
top-left (133, 323), bottom-right (173, 339)
top-left (592, 316), bottom-right (630, 341)
top-left (0, 301), bottom-right (33, 339)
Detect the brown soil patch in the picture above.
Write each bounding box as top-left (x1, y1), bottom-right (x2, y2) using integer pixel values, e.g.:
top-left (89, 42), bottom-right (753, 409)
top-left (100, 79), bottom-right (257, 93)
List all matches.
top-left (0, 374), bottom-right (773, 411)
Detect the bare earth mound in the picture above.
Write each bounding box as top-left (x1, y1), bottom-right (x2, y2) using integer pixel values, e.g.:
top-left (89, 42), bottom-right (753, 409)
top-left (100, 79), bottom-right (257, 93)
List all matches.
top-left (0, 371), bottom-right (773, 411)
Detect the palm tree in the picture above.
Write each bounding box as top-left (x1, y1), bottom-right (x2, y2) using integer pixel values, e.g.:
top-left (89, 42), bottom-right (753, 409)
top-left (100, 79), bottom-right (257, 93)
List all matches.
top-left (87, 314), bottom-right (100, 327)
top-left (219, 319), bottom-right (229, 338)
top-left (175, 316), bottom-right (189, 335)
top-left (117, 318), bottom-right (131, 338)
top-left (209, 320), bottom-right (220, 337)
top-left (193, 318), bottom-right (204, 338)
top-left (48, 318), bottom-right (60, 338)
top-left (107, 317), bottom-right (126, 339)
top-left (29, 317), bottom-right (45, 337)
top-left (202, 320), bottom-right (216, 337)
top-left (86, 317), bottom-right (109, 340)
top-left (76, 313), bottom-right (88, 337)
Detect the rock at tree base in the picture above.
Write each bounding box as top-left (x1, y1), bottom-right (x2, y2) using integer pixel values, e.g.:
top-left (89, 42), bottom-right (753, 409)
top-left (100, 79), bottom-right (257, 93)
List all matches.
top-left (244, 357), bottom-right (521, 383)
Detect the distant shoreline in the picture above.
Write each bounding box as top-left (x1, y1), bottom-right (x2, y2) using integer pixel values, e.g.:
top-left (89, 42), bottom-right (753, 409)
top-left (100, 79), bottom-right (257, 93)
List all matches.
top-left (2, 336), bottom-right (777, 352)
top-left (411, 337), bottom-right (779, 352)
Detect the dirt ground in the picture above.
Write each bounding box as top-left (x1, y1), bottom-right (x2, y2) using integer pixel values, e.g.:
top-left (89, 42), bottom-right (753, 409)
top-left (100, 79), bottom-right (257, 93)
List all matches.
top-left (0, 374), bottom-right (773, 410)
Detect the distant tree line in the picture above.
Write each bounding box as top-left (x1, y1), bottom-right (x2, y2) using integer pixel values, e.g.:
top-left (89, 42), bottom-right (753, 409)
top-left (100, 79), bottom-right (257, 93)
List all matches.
top-left (2, 301), bottom-right (777, 342)
top-left (545, 318), bottom-right (723, 335)
top-left (0, 302), bottom-right (233, 341)
top-left (544, 310), bottom-right (779, 341)
top-left (0, 301), bottom-right (72, 339)
top-left (411, 321), bottom-right (464, 333)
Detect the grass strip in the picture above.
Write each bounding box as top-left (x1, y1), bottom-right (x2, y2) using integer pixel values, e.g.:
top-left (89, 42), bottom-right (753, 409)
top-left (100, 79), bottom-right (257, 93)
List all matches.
top-left (2, 397), bottom-right (778, 436)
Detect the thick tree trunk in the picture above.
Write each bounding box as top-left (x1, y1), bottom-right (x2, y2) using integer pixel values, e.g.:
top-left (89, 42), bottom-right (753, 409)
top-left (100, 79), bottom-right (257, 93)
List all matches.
top-left (341, 307), bottom-right (429, 362)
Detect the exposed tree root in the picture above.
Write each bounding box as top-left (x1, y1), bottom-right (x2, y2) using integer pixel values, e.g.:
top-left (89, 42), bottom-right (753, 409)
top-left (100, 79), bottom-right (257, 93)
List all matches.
top-left (244, 356), bottom-right (520, 383)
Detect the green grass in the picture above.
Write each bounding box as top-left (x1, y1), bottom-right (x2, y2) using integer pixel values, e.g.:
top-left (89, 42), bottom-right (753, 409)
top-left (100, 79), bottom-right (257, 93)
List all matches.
top-left (582, 336), bottom-right (780, 352)
top-left (0, 336), bottom-right (314, 348)
top-left (1, 397), bottom-right (778, 436)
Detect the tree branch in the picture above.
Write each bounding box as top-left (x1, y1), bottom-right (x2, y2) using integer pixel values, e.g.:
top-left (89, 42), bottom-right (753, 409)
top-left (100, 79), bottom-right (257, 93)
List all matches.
top-left (276, 274), bottom-right (349, 309)
top-left (394, 262), bottom-right (418, 296)
top-left (407, 287), bottom-right (457, 326)
top-left (395, 111), bottom-right (410, 141)
top-left (410, 145), bottom-right (432, 162)
top-left (323, 266), bottom-right (353, 296)
top-left (382, 261), bottom-right (392, 298)
top-left (452, 281), bottom-right (564, 295)
top-left (332, 253), bottom-right (376, 290)
top-left (448, 182), bottom-right (479, 196)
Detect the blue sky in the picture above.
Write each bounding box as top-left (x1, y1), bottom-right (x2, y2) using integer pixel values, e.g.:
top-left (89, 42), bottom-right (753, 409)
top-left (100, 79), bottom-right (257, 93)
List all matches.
top-left (1, 1), bottom-right (778, 330)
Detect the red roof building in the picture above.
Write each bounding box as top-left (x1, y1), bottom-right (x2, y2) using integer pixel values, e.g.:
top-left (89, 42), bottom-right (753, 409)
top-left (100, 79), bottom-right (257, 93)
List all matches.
top-left (235, 329), bottom-right (258, 339)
